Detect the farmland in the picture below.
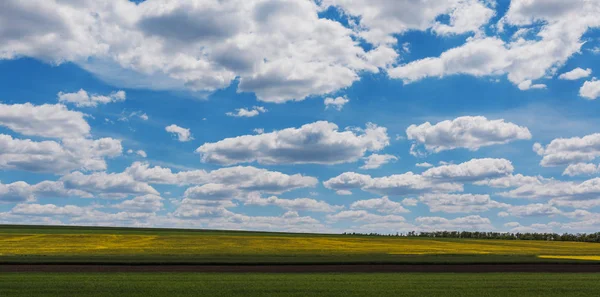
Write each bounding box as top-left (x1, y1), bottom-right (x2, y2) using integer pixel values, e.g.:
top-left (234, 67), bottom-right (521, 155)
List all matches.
top-left (2, 225), bottom-right (600, 296)
top-left (1, 225), bottom-right (600, 264)
top-left (2, 273), bottom-right (600, 297)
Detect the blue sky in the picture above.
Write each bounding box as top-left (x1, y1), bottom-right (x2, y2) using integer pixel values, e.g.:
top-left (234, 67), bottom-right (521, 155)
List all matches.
top-left (1, 0), bottom-right (600, 233)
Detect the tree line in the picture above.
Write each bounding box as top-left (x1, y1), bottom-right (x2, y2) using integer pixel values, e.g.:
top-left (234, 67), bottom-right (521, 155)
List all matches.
top-left (341, 231), bottom-right (600, 242)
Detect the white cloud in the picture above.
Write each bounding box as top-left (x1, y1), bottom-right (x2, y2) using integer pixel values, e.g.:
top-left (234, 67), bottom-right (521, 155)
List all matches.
top-left (419, 193), bottom-right (507, 213)
top-left (580, 79), bottom-right (600, 100)
top-left (58, 89), bottom-right (126, 107)
top-left (60, 171), bottom-right (159, 199)
top-left (550, 198), bottom-right (600, 210)
top-left (534, 133), bottom-right (600, 166)
top-left (326, 210), bottom-right (405, 224)
top-left (504, 222), bottom-right (560, 233)
top-left (226, 106), bottom-right (267, 118)
top-left (321, 0), bottom-right (494, 45)
top-left (0, 102), bottom-right (121, 174)
top-left (407, 116), bottom-right (531, 154)
top-left (558, 68), bottom-right (592, 80)
top-left (323, 171), bottom-right (463, 196)
top-left (501, 203), bottom-right (562, 218)
top-left (0, 180), bottom-right (93, 203)
top-left (124, 162), bottom-right (317, 194)
top-left (388, 0), bottom-right (600, 89)
top-left (0, 0), bottom-right (392, 103)
top-left (563, 163), bottom-right (600, 176)
top-left (498, 177), bottom-right (600, 207)
top-left (171, 199), bottom-right (236, 219)
top-left (245, 195), bottom-right (343, 213)
top-left (360, 154), bottom-right (397, 169)
top-left (389, 37), bottom-right (509, 83)
top-left (517, 80), bottom-right (546, 90)
top-left (415, 215), bottom-right (493, 231)
top-left (473, 174), bottom-right (546, 188)
top-left (0, 103), bottom-right (89, 139)
top-left (402, 198), bottom-right (418, 206)
top-left (183, 183), bottom-right (239, 201)
top-left (136, 150), bottom-right (147, 158)
top-left (0, 181), bottom-right (34, 203)
top-left (10, 203), bottom-right (92, 217)
top-left (165, 124), bottom-right (193, 142)
top-left (324, 96), bottom-right (349, 111)
top-left (350, 196), bottom-right (409, 214)
top-left (415, 162), bottom-right (433, 168)
top-left (197, 121), bottom-right (389, 165)
top-left (112, 194), bottom-right (163, 212)
top-left (0, 134), bottom-right (122, 174)
top-left (422, 158), bottom-right (514, 182)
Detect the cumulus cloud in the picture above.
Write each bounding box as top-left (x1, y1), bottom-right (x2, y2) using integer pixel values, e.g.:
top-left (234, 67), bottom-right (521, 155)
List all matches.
top-left (0, 0), bottom-right (392, 103)
top-left (10, 203), bottom-right (92, 217)
top-left (580, 79), bottom-right (600, 100)
top-left (7, 203), bottom-right (157, 227)
top-left (323, 171), bottom-right (462, 196)
top-left (245, 195), bottom-right (343, 212)
top-left (60, 171), bottom-right (159, 199)
top-left (324, 96), bottom-right (349, 111)
top-left (533, 133), bottom-right (600, 166)
top-left (422, 158), bottom-right (514, 182)
top-left (415, 215), bottom-right (493, 231)
top-left (165, 124), bottom-right (193, 142)
top-left (563, 163), bottom-right (600, 177)
top-left (326, 210), bottom-right (406, 224)
top-left (360, 154), bottom-right (397, 169)
top-left (350, 196), bottom-right (409, 214)
top-left (0, 180), bottom-right (92, 203)
top-left (183, 183), bottom-right (239, 201)
top-left (0, 102), bottom-right (122, 174)
top-left (112, 194), bottom-right (163, 213)
top-left (498, 177), bottom-right (600, 209)
top-left (197, 121), bottom-right (389, 165)
top-left (473, 174), bottom-right (546, 188)
top-left (321, 0), bottom-right (494, 44)
top-left (406, 116), bottom-right (531, 154)
top-left (517, 80), bottom-right (546, 91)
top-left (0, 103), bottom-right (89, 139)
top-left (419, 193), bottom-right (507, 213)
top-left (402, 198), bottom-right (419, 206)
top-left (58, 89), bottom-right (126, 107)
top-left (124, 162), bottom-right (317, 193)
top-left (415, 162), bottom-right (433, 168)
top-left (388, 1), bottom-right (600, 89)
top-left (226, 106), bottom-right (267, 118)
top-left (500, 203), bottom-right (562, 218)
top-left (0, 135), bottom-right (122, 174)
top-left (558, 68), bottom-right (592, 80)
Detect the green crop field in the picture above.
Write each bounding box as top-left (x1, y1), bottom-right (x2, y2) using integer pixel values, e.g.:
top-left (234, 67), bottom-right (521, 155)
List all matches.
top-left (1, 225), bottom-right (600, 264)
top-left (1, 273), bottom-right (599, 297)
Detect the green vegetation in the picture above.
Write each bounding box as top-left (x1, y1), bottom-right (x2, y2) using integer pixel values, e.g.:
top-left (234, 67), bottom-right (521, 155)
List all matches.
top-left (2, 225), bottom-right (600, 264)
top-left (1, 273), bottom-right (599, 297)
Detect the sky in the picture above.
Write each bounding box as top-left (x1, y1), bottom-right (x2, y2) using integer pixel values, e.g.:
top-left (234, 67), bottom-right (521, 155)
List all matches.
top-left (1, 0), bottom-right (600, 234)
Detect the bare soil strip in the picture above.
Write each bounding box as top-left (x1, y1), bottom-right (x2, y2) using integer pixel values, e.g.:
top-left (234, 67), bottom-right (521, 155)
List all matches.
top-left (3, 264), bottom-right (600, 273)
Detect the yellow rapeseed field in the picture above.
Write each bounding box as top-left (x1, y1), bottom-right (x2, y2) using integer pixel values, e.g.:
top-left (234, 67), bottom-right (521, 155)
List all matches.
top-left (1, 233), bottom-right (600, 259)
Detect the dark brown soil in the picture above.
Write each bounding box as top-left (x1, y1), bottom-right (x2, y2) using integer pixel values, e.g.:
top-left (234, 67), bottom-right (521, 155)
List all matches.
top-left (3, 264), bottom-right (600, 273)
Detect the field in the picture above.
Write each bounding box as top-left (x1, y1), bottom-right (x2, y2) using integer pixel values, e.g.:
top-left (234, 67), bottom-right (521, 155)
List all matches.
top-left (2, 225), bottom-right (600, 296)
top-left (1, 225), bottom-right (600, 264)
top-left (2, 273), bottom-right (600, 297)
